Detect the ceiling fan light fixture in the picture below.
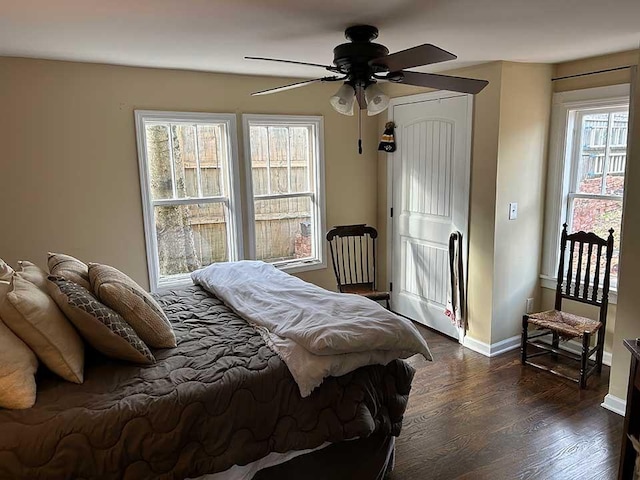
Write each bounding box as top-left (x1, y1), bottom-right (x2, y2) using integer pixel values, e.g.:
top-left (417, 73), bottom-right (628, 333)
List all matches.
top-left (365, 83), bottom-right (390, 116)
top-left (329, 83), bottom-right (356, 116)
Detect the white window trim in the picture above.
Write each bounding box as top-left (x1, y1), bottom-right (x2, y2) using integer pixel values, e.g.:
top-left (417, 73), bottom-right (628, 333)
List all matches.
top-left (242, 114), bottom-right (326, 273)
top-left (541, 84), bottom-right (630, 303)
top-left (135, 110), bottom-right (244, 292)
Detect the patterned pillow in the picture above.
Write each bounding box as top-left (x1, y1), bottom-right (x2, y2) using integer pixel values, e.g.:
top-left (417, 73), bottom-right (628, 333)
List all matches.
top-left (89, 263), bottom-right (176, 349)
top-left (47, 276), bottom-right (155, 365)
top-left (48, 253), bottom-right (91, 290)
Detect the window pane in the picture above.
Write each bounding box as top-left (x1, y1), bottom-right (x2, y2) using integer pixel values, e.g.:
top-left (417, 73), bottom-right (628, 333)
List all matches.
top-left (146, 123), bottom-right (227, 201)
top-left (570, 197), bottom-right (621, 281)
top-left (249, 125), bottom-right (313, 195)
top-left (145, 124), bottom-right (174, 200)
top-left (198, 124), bottom-right (224, 197)
top-left (250, 126), bottom-right (269, 195)
top-left (576, 111), bottom-right (628, 196)
top-left (605, 111), bottom-right (628, 195)
top-left (254, 197), bottom-right (313, 263)
top-left (154, 203), bottom-right (228, 278)
top-left (268, 127), bottom-right (289, 194)
top-left (290, 127), bottom-right (311, 193)
top-left (172, 124), bottom-right (199, 198)
top-left (576, 113), bottom-right (608, 194)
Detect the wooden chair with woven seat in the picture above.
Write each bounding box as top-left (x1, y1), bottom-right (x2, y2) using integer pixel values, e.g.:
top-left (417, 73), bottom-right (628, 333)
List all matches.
top-left (326, 224), bottom-right (390, 309)
top-left (521, 223), bottom-right (615, 389)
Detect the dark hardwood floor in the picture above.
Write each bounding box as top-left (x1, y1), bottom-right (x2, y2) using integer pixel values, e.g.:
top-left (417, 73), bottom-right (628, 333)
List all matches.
top-left (390, 327), bottom-right (623, 480)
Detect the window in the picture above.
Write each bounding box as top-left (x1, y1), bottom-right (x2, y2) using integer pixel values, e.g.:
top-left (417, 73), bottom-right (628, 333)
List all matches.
top-left (243, 115), bottom-right (326, 272)
top-left (135, 111), bottom-right (243, 290)
top-left (542, 85), bottom-right (630, 292)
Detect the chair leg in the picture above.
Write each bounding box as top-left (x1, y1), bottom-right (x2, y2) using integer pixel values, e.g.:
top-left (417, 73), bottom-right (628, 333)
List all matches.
top-left (580, 333), bottom-right (590, 389)
top-left (386, 297), bottom-right (390, 310)
top-left (595, 328), bottom-right (605, 374)
top-left (521, 315), bottom-right (529, 365)
top-left (552, 331), bottom-right (560, 360)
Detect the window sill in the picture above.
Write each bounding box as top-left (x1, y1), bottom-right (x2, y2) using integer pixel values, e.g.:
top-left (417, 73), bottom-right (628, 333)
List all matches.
top-left (155, 275), bottom-right (194, 294)
top-left (539, 275), bottom-right (618, 305)
top-left (274, 259), bottom-right (326, 274)
top-left (153, 260), bottom-right (327, 292)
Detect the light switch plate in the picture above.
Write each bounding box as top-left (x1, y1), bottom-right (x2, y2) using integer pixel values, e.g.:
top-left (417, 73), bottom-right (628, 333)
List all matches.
top-left (509, 202), bottom-right (518, 220)
top-left (526, 298), bottom-right (535, 313)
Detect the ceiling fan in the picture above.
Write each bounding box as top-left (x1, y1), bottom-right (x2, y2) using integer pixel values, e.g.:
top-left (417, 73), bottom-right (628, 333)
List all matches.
top-left (246, 25), bottom-right (488, 117)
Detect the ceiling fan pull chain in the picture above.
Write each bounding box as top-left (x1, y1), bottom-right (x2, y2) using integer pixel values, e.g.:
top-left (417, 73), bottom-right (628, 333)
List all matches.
top-left (358, 107), bottom-right (363, 155)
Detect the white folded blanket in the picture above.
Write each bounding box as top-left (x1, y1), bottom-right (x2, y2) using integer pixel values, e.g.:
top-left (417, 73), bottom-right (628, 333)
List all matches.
top-left (192, 261), bottom-right (432, 396)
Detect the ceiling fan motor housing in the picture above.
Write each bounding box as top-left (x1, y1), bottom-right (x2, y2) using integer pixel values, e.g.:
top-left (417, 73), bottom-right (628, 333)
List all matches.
top-left (334, 25), bottom-right (389, 85)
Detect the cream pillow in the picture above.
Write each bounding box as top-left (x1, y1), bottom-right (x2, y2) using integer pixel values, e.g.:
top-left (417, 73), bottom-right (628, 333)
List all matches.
top-left (48, 252), bottom-right (91, 290)
top-left (48, 276), bottom-right (155, 365)
top-left (0, 258), bottom-right (13, 281)
top-left (89, 263), bottom-right (176, 348)
top-left (0, 277), bottom-right (84, 384)
top-left (15, 261), bottom-right (48, 292)
top-left (0, 314), bottom-right (38, 409)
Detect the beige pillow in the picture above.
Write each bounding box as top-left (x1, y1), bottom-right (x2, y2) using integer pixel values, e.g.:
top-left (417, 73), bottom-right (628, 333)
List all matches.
top-left (0, 314), bottom-right (38, 409)
top-left (15, 261), bottom-right (48, 292)
top-left (89, 263), bottom-right (176, 348)
top-left (0, 259), bottom-right (13, 282)
top-left (48, 276), bottom-right (155, 365)
top-left (0, 276), bottom-right (84, 384)
top-left (48, 252), bottom-right (91, 290)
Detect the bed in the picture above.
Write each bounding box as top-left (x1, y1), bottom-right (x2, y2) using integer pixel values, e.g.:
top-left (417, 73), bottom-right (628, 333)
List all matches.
top-left (0, 285), bottom-right (416, 479)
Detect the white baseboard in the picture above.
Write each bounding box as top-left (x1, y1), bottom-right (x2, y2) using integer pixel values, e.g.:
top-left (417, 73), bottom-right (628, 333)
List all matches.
top-left (462, 336), bottom-right (491, 356)
top-left (463, 333), bottom-right (613, 367)
top-left (601, 393), bottom-right (626, 416)
top-left (462, 335), bottom-right (521, 357)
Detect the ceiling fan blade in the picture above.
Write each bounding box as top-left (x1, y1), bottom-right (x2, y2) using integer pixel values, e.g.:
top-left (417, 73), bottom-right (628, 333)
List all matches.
top-left (355, 85), bottom-right (367, 110)
top-left (370, 44), bottom-right (456, 71)
top-left (245, 56), bottom-right (335, 71)
top-left (394, 71), bottom-right (489, 94)
top-left (251, 77), bottom-right (339, 96)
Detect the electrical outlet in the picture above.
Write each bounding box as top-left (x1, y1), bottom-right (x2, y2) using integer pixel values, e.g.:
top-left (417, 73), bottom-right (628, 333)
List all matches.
top-left (509, 202), bottom-right (518, 220)
top-left (526, 298), bottom-right (535, 313)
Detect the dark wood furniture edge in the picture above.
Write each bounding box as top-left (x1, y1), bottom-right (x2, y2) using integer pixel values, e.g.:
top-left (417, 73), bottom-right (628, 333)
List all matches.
top-left (618, 338), bottom-right (640, 480)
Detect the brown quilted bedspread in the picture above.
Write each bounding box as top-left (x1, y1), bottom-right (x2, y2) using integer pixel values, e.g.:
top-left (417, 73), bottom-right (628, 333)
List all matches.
top-left (0, 285), bottom-right (415, 480)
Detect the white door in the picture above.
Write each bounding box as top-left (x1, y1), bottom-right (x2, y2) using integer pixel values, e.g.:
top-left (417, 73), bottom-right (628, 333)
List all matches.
top-left (390, 92), bottom-right (471, 340)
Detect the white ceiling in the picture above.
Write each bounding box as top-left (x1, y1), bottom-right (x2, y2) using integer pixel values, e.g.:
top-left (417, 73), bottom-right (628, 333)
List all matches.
top-left (1, 0), bottom-right (639, 78)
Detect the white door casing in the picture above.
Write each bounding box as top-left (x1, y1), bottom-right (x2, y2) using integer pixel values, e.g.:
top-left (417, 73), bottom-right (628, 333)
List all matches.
top-left (388, 92), bottom-right (472, 341)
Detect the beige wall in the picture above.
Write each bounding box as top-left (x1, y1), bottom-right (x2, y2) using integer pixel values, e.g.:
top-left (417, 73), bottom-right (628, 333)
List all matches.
top-left (609, 57), bottom-right (640, 400)
top-left (0, 57), bottom-right (379, 291)
top-left (491, 63), bottom-right (552, 342)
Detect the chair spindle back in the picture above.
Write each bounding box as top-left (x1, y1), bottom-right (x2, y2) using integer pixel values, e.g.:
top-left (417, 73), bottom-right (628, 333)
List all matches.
top-left (555, 223), bottom-right (615, 324)
top-left (326, 224), bottom-right (378, 292)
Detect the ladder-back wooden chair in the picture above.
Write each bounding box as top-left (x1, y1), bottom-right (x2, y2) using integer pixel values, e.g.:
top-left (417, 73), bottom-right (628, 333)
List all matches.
top-left (326, 224), bottom-right (390, 309)
top-left (521, 223), bottom-right (615, 388)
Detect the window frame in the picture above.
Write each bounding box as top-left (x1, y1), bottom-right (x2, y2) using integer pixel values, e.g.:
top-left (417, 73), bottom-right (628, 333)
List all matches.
top-left (135, 110), bottom-right (244, 292)
top-left (242, 114), bottom-right (326, 273)
top-left (541, 84), bottom-right (630, 301)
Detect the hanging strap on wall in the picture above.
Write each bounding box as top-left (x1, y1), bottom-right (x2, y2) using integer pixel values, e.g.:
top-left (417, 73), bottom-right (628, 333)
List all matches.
top-left (445, 231), bottom-right (466, 329)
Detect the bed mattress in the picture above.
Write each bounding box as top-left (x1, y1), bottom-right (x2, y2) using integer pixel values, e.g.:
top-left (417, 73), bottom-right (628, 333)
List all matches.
top-left (0, 285), bottom-right (415, 480)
